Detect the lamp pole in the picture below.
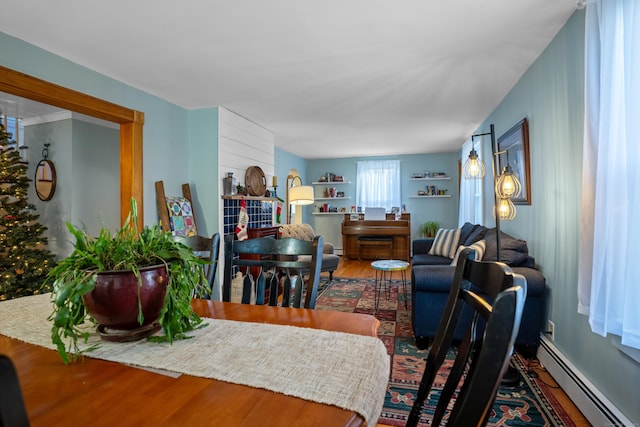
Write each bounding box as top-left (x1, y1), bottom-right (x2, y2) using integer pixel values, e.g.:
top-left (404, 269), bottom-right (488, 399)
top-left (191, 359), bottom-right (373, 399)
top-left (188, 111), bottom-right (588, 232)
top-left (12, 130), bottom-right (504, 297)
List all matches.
top-left (488, 124), bottom-right (502, 262)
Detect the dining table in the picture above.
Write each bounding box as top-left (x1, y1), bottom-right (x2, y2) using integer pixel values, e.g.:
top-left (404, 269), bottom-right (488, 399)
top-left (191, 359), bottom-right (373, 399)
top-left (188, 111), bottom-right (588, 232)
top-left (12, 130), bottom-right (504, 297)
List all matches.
top-left (0, 295), bottom-right (389, 427)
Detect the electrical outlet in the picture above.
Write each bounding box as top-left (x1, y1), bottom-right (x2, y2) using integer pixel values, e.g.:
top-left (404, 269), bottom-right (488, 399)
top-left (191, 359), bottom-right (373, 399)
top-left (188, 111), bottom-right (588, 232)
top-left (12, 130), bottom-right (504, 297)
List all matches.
top-left (546, 320), bottom-right (555, 341)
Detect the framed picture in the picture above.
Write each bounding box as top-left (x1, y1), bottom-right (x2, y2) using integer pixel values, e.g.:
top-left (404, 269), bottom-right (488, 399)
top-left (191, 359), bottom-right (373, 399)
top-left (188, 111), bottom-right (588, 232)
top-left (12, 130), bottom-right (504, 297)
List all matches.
top-left (497, 118), bottom-right (531, 205)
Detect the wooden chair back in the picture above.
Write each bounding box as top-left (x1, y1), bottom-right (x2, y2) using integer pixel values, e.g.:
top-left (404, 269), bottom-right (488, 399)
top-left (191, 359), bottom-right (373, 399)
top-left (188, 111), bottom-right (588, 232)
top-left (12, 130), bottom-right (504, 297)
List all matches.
top-left (0, 354), bottom-right (30, 427)
top-left (222, 234), bottom-right (323, 309)
top-left (173, 233), bottom-right (220, 299)
top-left (406, 248), bottom-right (526, 427)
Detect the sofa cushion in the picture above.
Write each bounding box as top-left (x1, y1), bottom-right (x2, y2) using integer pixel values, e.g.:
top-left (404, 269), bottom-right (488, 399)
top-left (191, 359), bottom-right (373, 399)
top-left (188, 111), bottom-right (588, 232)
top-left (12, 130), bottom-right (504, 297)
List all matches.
top-left (428, 228), bottom-right (461, 258)
top-left (450, 240), bottom-right (486, 266)
top-left (483, 228), bottom-right (535, 267)
top-left (458, 222), bottom-right (478, 247)
top-left (463, 225), bottom-right (488, 246)
top-left (412, 253), bottom-right (452, 266)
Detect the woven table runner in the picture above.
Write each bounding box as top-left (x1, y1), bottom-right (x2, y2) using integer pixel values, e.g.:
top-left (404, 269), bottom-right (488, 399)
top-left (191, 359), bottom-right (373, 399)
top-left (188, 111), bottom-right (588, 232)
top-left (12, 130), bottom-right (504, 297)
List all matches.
top-left (0, 294), bottom-right (389, 426)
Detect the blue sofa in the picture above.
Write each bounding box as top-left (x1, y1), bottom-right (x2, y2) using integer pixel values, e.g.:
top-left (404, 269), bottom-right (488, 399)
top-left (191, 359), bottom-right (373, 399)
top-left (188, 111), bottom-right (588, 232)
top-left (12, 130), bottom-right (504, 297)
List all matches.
top-left (411, 222), bottom-right (547, 357)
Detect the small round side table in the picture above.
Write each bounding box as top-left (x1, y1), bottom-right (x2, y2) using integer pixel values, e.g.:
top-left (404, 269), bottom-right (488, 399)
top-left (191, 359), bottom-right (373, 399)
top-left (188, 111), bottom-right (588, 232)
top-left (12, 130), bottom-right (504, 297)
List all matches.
top-left (371, 259), bottom-right (410, 311)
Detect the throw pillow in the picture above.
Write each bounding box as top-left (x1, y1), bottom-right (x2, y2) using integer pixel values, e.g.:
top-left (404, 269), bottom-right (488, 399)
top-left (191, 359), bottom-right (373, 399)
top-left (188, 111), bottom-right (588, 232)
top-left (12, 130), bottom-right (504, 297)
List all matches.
top-left (450, 240), bottom-right (486, 266)
top-left (428, 228), bottom-right (461, 258)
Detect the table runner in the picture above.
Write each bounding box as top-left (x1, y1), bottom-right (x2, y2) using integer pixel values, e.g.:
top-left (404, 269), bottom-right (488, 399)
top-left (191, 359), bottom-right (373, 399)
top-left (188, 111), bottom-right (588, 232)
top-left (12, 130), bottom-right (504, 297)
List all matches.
top-left (0, 294), bottom-right (389, 426)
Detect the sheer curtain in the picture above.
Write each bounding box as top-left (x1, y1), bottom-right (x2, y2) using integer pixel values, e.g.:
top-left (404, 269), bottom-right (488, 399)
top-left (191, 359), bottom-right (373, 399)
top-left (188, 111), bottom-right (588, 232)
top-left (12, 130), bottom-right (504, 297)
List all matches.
top-left (458, 138), bottom-right (484, 226)
top-left (578, 0), bottom-right (640, 349)
top-left (356, 160), bottom-right (401, 210)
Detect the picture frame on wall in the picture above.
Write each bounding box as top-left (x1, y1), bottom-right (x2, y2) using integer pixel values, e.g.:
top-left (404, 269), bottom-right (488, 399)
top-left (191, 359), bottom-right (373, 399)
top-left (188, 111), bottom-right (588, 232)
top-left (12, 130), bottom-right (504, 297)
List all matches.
top-left (498, 118), bottom-right (531, 205)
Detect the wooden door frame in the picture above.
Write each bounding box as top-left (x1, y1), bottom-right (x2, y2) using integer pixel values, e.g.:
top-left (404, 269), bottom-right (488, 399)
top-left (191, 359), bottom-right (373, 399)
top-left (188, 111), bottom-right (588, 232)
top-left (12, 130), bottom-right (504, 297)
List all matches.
top-left (0, 65), bottom-right (144, 228)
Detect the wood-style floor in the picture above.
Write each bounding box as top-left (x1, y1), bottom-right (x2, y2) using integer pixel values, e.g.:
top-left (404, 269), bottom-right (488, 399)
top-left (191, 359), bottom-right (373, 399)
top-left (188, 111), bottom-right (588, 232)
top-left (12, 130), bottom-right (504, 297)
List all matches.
top-left (333, 256), bottom-right (592, 427)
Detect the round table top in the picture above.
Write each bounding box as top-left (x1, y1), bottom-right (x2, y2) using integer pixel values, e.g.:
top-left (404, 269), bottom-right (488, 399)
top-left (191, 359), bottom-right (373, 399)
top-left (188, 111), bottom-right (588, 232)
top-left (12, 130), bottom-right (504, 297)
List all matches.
top-left (371, 259), bottom-right (410, 271)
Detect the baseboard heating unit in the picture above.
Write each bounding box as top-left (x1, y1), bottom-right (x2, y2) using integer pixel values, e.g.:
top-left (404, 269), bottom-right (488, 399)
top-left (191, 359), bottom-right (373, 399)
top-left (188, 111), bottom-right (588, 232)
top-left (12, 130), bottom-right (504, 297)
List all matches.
top-left (537, 336), bottom-right (634, 427)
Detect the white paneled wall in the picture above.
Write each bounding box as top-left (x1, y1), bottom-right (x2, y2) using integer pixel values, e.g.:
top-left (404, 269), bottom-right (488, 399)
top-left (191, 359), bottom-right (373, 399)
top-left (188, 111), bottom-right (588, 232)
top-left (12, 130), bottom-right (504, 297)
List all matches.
top-left (218, 107), bottom-right (275, 189)
top-left (215, 107), bottom-right (275, 299)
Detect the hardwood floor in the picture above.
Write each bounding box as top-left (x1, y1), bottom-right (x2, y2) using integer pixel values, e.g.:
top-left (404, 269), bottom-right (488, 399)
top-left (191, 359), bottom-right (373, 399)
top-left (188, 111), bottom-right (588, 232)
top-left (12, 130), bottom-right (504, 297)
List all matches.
top-left (332, 256), bottom-right (592, 427)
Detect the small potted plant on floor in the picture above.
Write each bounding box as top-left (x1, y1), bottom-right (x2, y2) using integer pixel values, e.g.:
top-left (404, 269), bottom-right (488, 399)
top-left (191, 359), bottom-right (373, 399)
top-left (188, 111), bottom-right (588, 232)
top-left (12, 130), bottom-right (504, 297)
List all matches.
top-left (419, 221), bottom-right (440, 238)
top-left (47, 199), bottom-right (208, 364)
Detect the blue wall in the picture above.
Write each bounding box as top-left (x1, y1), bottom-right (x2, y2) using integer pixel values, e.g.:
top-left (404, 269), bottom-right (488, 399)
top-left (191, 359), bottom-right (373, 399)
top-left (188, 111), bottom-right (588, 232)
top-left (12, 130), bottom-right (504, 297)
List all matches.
top-left (477, 11), bottom-right (639, 422)
top-left (306, 153), bottom-right (459, 242)
top-left (1, 31), bottom-right (195, 227)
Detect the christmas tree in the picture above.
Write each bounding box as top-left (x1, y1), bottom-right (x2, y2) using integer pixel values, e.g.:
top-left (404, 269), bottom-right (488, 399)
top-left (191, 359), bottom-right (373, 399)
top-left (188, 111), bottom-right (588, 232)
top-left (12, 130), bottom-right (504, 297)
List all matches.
top-left (0, 112), bottom-right (55, 300)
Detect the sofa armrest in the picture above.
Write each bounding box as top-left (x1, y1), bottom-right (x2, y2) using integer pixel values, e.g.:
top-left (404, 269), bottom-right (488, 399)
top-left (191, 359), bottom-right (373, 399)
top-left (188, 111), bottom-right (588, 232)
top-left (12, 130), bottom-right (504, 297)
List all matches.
top-left (413, 238), bottom-right (435, 255)
top-left (323, 242), bottom-right (335, 254)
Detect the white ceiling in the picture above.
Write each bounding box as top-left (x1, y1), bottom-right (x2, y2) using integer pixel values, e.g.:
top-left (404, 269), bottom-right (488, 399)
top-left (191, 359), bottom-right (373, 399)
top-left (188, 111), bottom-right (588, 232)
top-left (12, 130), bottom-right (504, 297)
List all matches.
top-left (0, 1), bottom-right (576, 159)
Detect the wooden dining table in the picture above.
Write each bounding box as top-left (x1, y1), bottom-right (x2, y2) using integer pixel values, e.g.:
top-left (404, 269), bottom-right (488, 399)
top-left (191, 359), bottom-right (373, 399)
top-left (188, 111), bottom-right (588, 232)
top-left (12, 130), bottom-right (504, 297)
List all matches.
top-left (0, 299), bottom-right (382, 427)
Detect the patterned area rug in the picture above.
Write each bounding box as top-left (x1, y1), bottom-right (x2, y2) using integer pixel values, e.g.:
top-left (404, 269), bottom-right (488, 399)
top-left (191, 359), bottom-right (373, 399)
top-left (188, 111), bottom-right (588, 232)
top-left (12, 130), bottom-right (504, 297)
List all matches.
top-left (316, 277), bottom-right (575, 427)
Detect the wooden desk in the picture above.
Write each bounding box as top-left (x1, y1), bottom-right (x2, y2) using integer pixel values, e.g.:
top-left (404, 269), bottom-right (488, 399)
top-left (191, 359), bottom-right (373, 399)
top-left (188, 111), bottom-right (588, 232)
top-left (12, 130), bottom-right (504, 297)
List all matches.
top-left (342, 213), bottom-right (411, 261)
top-left (0, 299), bottom-right (381, 427)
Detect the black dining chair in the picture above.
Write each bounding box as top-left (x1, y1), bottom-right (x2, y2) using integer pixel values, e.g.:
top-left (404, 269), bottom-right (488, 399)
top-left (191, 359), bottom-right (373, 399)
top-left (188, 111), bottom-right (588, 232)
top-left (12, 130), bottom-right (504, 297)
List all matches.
top-left (173, 232), bottom-right (220, 299)
top-left (0, 354), bottom-right (30, 427)
top-left (222, 234), bottom-right (323, 309)
top-left (406, 247), bottom-right (526, 427)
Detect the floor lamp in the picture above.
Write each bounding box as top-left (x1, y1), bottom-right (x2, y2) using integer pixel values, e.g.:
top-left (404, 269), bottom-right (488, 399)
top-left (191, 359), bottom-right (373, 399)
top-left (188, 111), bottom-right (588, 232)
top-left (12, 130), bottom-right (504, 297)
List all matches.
top-left (285, 169), bottom-right (314, 224)
top-left (465, 124), bottom-right (521, 261)
top-left (465, 123), bottom-right (523, 384)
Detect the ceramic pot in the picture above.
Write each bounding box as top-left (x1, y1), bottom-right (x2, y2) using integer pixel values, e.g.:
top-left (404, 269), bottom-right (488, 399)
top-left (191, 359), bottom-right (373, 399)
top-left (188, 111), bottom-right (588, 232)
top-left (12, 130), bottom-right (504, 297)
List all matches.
top-left (82, 265), bottom-right (168, 340)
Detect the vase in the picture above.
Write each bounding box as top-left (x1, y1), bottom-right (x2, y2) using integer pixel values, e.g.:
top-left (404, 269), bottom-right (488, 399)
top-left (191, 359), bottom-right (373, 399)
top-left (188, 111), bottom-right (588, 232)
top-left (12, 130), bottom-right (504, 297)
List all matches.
top-left (82, 264), bottom-right (168, 342)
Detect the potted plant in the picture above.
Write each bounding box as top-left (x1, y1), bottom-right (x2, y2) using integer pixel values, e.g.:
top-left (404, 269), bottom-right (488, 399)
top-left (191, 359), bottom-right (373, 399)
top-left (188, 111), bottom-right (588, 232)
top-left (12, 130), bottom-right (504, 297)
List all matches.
top-left (47, 199), bottom-right (208, 364)
top-left (419, 221), bottom-right (440, 238)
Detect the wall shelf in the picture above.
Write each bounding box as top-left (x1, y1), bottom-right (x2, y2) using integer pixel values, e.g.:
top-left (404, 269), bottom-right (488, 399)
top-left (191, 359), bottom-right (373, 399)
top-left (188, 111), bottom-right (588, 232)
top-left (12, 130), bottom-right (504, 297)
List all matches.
top-left (409, 177), bottom-right (451, 181)
top-left (312, 181), bottom-right (351, 185)
top-left (315, 196), bottom-right (351, 201)
top-left (221, 195), bottom-right (277, 201)
top-left (408, 195), bottom-right (452, 199)
top-left (312, 212), bottom-right (347, 215)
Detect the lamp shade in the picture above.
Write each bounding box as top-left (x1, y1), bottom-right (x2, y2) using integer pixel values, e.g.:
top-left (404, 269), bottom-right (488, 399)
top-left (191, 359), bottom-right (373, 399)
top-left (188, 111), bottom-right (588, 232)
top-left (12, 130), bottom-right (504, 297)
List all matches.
top-left (495, 166), bottom-right (522, 198)
top-left (494, 197), bottom-right (517, 221)
top-left (463, 148), bottom-right (485, 179)
top-left (289, 185), bottom-right (314, 205)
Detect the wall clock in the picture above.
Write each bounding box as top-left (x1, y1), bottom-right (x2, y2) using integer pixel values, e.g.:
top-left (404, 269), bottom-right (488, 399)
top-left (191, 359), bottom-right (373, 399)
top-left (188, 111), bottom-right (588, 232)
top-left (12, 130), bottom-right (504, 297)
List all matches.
top-left (35, 144), bottom-right (56, 201)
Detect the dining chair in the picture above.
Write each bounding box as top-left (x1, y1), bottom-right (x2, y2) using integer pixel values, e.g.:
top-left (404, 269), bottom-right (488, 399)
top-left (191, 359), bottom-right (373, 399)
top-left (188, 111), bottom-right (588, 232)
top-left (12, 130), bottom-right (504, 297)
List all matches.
top-left (406, 247), bottom-right (526, 427)
top-left (173, 233), bottom-right (220, 299)
top-left (0, 354), bottom-right (30, 427)
top-left (222, 234), bottom-right (323, 308)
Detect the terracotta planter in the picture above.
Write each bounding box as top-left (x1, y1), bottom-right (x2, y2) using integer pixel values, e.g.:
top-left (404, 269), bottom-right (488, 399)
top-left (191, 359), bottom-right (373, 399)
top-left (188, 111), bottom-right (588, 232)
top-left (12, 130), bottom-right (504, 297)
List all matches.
top-left (82, 264), bottom-right (168, 341)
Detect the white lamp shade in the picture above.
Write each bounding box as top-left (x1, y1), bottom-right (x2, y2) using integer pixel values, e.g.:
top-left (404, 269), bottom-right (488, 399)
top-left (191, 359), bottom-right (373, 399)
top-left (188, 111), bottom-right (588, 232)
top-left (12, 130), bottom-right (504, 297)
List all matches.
top-left (289, 185), bottom-right (314, 205)
top-left (463, 149), bottom-right (485, 179)
top-left (495, 166), bottom-right (522, 198)
top-left (493, 197), bottom-right (517, 220)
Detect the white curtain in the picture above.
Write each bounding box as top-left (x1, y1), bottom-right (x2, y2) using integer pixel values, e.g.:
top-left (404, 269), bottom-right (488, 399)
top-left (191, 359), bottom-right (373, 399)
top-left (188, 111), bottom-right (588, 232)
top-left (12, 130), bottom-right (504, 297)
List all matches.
top-left (458, 138), bottom-right (484, 226)
top-left (356, 160), bottom-right (401, 211)
top-left (578, 0), bottom-right (640, 349)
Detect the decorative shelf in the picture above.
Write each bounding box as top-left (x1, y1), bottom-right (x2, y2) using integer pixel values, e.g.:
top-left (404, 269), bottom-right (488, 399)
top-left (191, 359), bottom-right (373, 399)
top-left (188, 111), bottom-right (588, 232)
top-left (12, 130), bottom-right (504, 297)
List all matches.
top-left (409, 177), bottom-right (451, 181)
top-left (312, 212), bottom-right (347, 215)
top-left (312, 181), bottom-right (351, 185)
top-left (408, 195), bottom-right (452, 199)
top-left (221, 195), bottom-right (278, 201)
top-left (315, 197), bottom-right (351, 201)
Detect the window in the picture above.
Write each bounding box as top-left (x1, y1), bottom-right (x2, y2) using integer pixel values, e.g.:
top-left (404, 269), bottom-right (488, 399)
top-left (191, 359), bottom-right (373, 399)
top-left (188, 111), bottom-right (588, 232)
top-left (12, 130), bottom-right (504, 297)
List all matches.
top-left (356, 160), bottom-right (401, 211)
top-left (458, 138), bottom-right (484, 226)
top-left (1, 115), bottom-right (24, 150)
top-left (578, 0), bottom-right (640, 350)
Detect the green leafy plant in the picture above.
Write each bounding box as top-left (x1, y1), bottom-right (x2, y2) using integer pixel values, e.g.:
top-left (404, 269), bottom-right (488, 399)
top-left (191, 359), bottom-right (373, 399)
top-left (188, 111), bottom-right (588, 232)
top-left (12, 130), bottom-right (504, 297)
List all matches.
top-left (46, 199), bottom-right (208, 364)
top-left (419, 221), bottom-right (440, 238)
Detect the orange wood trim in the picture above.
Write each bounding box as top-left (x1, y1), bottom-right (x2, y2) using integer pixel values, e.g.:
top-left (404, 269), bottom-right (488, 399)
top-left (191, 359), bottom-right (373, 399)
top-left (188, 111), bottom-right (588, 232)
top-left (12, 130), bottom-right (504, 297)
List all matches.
top-left (120, 115), bottom-right (144, 228)
top-left (0, 65), bottom-right (145, 226)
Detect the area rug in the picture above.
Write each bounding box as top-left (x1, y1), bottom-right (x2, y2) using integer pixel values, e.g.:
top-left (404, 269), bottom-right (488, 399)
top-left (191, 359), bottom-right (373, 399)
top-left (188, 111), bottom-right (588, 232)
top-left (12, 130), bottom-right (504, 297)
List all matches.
top-left (315, 277), bottom-right (575, 427)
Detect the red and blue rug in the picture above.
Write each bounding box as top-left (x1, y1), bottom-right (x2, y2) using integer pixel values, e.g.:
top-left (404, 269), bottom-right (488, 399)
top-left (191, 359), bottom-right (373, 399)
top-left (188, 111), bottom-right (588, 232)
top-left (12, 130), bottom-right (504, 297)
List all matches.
top-left (315, 277), bottom-right (575, 426)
